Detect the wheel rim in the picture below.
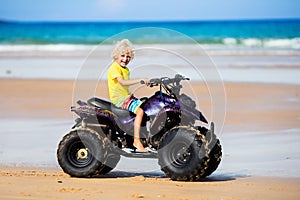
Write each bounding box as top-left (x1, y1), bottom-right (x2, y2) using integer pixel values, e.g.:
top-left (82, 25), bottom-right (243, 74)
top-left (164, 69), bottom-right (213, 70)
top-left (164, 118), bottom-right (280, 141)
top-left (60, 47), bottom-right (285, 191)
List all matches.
top-left (67, 140), bottom-right (94, 168)
top-left (168, 141), bottom-right (191, 168)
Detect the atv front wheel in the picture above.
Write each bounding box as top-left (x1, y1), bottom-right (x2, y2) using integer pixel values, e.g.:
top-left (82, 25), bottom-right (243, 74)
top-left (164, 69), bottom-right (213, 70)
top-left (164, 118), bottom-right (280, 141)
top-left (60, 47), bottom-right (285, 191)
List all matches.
top-left (57, 128), bottom-right (106, 177)
top-left (198, 126), bottom-right (222, 177)
top-left (203, 139), bottom-right (222, 177)
top-left (158, 126), bottom-right (209, 181)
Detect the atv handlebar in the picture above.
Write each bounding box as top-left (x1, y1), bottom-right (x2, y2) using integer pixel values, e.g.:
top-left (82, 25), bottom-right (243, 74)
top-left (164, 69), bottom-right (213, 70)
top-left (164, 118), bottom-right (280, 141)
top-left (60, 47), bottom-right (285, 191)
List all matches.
top-left (149, 74), bottom-right (189, 86)
top-left (141, 74), bottom-right (190, 96)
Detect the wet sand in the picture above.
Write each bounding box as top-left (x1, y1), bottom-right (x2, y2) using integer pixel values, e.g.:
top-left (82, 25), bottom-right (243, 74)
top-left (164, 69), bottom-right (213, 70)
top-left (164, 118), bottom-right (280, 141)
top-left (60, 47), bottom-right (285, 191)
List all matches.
top-left (0, 78), bottom-right (300, 199)
top-left (0, 78), bottom-right (299, 131)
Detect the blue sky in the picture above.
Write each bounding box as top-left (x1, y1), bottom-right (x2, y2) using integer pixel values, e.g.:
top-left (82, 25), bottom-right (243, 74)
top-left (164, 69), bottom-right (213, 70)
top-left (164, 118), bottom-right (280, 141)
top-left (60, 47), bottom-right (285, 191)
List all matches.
top-left (0, 0), bottom-right (299, 21)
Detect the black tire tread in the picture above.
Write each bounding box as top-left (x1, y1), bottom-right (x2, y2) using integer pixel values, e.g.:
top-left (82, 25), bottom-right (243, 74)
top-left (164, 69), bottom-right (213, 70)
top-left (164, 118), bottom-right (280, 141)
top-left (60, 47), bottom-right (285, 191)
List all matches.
top-left (202, 139), bottom-right (222, 177)
top-left (57, 128), bottom-right (107, 177)
top-left (158, 126), bottom-right (209, 181)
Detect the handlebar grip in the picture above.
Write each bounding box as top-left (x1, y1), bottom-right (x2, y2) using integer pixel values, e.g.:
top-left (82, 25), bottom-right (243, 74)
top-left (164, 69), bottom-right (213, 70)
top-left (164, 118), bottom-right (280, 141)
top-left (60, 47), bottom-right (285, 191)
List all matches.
top-left (140, 80), bottom-right (145, 84)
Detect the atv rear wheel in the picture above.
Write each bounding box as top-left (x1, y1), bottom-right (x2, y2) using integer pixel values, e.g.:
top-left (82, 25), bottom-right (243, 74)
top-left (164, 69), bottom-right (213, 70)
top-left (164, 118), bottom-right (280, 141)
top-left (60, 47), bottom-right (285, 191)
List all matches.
top-left (95, 152), bottom-right (121, 175)
top-left (57, 128), bottom-right (106, 177)
top-left (158, 126), bottom-right (209, 181)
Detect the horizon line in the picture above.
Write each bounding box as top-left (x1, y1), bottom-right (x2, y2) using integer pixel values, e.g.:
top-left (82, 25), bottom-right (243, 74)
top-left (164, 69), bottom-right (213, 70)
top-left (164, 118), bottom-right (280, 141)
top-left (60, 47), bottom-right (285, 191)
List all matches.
top-left (1, 17), bottom-right (300, 23)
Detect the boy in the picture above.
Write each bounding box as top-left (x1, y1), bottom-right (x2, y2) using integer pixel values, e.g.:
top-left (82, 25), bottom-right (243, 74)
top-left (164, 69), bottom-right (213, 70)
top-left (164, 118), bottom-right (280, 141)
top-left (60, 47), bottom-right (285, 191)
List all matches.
top-left (107, 39), bottom-right (149, 152)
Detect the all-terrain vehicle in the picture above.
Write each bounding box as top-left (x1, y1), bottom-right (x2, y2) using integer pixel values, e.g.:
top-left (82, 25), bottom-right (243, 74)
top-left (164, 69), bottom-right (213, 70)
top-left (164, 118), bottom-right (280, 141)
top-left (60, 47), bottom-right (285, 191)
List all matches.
top-left (57, 74), bottom-right (222, 181)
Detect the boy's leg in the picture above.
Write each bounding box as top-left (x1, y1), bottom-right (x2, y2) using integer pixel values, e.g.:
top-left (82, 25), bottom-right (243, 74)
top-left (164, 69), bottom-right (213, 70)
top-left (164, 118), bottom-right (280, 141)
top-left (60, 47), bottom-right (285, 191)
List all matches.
top-left (133, 107), bottom-right (148, 152)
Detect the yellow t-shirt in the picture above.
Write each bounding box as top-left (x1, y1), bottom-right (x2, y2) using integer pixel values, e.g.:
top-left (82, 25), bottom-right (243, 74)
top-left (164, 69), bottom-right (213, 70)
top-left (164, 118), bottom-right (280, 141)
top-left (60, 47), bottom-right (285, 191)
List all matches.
top-left (107, 62), bottom-right (130, 104)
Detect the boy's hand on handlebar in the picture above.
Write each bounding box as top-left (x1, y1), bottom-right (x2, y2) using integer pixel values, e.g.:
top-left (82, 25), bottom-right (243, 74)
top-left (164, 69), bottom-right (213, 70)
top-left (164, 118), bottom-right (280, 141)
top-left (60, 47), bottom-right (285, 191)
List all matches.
top-left (140, 78), bottom-right (149, 85)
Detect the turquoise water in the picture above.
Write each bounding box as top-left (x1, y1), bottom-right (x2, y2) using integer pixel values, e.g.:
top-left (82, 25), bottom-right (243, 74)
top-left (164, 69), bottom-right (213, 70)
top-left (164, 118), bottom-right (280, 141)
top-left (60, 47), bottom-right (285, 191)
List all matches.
top-left (1, 19), bottom-right (300, 48)
top-left (1, 19), bottom-right (300, 83)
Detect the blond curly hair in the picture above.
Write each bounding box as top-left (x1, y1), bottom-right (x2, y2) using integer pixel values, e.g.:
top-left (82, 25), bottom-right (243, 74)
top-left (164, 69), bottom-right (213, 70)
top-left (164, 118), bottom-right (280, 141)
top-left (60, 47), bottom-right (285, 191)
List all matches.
top-left (111, 39), bottom-right (135, 60)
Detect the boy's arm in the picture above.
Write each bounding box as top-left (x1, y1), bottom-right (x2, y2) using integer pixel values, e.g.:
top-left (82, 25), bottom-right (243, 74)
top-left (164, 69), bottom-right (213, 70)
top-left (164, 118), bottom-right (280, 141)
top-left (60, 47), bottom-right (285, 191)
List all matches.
top-left (116, 77), bottom-right (148, 86)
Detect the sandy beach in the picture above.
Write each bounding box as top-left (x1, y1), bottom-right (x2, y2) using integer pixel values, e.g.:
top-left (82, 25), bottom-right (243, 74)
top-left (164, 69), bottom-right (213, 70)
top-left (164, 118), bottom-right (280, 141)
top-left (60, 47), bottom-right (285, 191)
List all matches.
top-left (1, 4), bottom-right (300, 199)
top-left (0, 167), bottom-right (299, 200)
top-left (0, 77), bottom-right (299, 199)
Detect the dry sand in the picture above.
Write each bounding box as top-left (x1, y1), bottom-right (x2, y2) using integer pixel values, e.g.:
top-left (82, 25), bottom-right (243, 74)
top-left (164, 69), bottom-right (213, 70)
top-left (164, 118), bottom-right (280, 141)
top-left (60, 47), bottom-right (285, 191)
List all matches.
top-left (0, 78), bottom-right (300, 199)
top-left (0, 167), bottom-right (299, 200)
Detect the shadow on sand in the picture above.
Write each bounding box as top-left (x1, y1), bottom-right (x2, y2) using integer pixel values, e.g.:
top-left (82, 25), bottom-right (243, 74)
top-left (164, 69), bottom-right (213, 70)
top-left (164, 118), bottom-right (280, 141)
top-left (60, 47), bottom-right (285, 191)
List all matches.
top-left (92, 171), bottom-right (247, 182)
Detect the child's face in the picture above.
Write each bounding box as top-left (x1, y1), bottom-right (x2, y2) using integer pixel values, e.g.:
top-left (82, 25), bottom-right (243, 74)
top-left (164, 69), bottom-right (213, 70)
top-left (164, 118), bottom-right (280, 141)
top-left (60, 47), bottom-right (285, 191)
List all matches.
top-left (116, 51), bottom-right (132, 67)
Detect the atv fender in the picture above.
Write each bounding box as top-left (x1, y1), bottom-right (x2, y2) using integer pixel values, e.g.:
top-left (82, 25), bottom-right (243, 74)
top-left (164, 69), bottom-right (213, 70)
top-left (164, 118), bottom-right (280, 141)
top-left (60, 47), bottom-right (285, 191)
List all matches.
top-left (179, 103), bottom-right (208, 124)
top-left (150, 106), bottom-right (181, 135)
top-left (150, 104), bottom-right (207, 135)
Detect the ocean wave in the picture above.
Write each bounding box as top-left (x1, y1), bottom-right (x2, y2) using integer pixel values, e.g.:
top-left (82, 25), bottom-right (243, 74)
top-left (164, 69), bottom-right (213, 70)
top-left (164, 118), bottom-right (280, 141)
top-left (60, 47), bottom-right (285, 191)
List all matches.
top-left (1, 38), bottom-right (300, 52)
top-left (1, 43), bottom-right (299, 58)
top-left (221, 37), bottom-right (300, 49)
top-left (0, 44), bottom-right (95, 52)
top-left (5, 38), bottom-right (298, 49)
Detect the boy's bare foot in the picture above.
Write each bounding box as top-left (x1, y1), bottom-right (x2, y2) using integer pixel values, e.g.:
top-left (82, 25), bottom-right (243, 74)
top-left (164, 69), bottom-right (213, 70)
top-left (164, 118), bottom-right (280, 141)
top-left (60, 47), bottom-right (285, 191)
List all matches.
top-left (133, 141), bottom-right (148, 152)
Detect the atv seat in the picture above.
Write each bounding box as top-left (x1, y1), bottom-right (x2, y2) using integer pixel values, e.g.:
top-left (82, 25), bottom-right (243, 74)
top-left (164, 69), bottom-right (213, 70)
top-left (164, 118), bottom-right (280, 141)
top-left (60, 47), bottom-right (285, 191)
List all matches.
top-left (87, 97), bottom-right (111, 111)
top-left (87, 97), bottom-right (135, 117)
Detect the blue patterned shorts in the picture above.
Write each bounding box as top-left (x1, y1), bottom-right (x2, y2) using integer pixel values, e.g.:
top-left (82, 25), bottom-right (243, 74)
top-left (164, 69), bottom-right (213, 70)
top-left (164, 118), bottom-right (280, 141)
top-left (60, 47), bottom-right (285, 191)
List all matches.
top-left (115, 94), bottom-right (143, 114)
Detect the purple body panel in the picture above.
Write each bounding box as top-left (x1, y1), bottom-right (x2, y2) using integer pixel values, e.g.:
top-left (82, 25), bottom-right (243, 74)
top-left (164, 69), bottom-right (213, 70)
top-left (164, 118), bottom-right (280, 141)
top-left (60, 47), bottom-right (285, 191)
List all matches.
top-left (72, 90), bottom-right (207, 135)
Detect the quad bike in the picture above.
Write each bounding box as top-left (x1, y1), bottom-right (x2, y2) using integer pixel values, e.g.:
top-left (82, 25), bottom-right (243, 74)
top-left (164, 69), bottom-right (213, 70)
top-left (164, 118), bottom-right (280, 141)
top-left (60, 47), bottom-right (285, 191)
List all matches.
top-left (57, 74), bottom-right (222, 181)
